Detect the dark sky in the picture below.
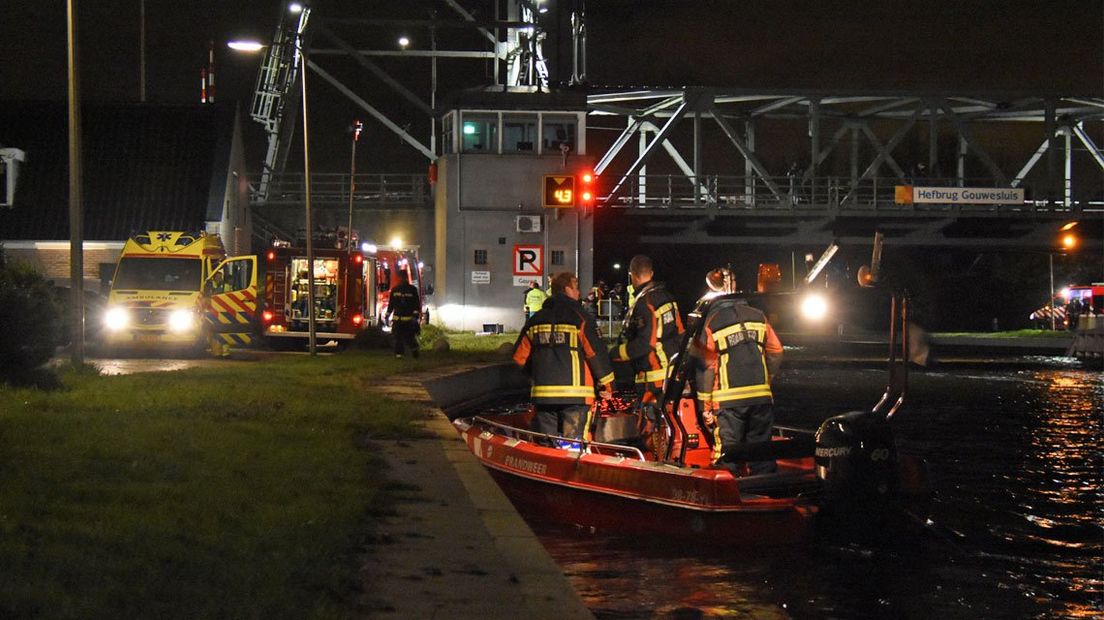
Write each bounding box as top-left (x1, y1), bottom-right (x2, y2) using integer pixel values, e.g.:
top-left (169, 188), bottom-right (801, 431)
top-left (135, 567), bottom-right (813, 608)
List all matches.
top-left (2, 1), bottom-right (1100, 172)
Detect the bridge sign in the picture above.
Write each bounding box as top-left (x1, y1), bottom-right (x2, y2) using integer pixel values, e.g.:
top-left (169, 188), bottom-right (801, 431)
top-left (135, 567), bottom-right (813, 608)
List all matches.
top-left (896, 186), bottom-right (1025, 205)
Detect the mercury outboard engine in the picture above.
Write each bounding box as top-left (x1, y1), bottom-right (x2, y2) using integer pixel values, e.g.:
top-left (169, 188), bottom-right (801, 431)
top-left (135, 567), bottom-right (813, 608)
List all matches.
top-left (815, 292), bottom-right (912, 522)
top-left (815, 410), bottom-right (899, 517)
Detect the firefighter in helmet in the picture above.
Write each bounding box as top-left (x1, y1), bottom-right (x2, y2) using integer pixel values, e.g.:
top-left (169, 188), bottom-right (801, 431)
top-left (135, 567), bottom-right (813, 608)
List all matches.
top-left (691, 268), bottom-right (783, 475)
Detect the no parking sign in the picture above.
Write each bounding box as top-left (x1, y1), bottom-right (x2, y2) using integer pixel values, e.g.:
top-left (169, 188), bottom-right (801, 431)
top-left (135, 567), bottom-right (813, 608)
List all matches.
top-left (513, 245), bottom-right (543, 276)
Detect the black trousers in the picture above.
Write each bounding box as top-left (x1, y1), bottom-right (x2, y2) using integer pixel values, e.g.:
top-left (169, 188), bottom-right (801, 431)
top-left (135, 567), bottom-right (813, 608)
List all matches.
top-left (393, 321), bottom-right (419, 357)
top-left (532, 404), bottom-right (591, 440)
top-left (716, 403), bottom-right (777, 475)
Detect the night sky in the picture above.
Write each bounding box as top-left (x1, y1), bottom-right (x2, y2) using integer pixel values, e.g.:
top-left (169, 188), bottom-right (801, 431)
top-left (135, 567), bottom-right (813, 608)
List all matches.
top-left (2, 1), bottom-right (1101, 329)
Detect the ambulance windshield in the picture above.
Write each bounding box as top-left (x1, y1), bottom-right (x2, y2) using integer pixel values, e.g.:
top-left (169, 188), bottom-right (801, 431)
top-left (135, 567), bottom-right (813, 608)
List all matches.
top-left (113, 257), bottom-right (202, 291)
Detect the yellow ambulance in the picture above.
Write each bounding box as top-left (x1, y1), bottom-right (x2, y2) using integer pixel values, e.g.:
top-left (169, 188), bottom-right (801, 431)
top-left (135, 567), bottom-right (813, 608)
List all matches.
top-left (102, 231), bottom-right (257, 353)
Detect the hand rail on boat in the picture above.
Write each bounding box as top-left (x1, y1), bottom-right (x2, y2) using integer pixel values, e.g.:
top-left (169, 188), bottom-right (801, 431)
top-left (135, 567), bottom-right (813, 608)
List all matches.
top-left (468, 416), bottom-right (647, 461)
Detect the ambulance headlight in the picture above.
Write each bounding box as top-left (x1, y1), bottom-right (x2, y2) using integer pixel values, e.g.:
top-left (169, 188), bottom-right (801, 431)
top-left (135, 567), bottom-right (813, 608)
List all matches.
top-left (103, 307), bottom-right (131, 331)
top-left (167, 309), bottom-right (196, 333)
top-left (800, 293), bottom-right (829, 322)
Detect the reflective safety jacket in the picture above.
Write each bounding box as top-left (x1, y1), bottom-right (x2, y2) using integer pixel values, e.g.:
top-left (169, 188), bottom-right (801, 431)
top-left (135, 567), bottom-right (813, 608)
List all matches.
top-left (388, 283), bottom-right (421, 322)
top-left (524, 286), bottom-right (549, 313)
top-left (691, 298), bottom-right (783, 410)
top-left (612, 281), bottom-right (684, 386)
top-left (513, 294), bottom-right (615, 405)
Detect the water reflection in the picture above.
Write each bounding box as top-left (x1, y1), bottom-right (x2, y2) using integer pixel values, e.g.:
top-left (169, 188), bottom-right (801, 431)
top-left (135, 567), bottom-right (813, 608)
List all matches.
top-left (527, 363), bottom-right (1103, 619)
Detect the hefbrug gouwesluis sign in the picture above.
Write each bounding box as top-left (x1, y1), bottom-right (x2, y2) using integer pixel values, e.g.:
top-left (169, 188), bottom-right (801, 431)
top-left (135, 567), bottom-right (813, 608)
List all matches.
top-left (898, 186), bottom-right (1025, 205)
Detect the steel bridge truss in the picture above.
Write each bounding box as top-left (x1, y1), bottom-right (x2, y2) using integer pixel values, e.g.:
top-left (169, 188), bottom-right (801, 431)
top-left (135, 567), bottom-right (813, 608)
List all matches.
top-left (588, 89), bottom-right (1104, 247)
top-left (249, 0), bottom-right (581, 205)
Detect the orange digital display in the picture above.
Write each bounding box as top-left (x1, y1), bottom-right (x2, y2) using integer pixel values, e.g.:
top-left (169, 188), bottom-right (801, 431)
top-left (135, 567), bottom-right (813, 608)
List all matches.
top-left (543, 175), bottom-right (576, 208)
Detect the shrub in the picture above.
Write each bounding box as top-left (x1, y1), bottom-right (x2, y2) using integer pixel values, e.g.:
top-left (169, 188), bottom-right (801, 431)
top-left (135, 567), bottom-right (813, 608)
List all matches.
top-left (0, 251), bottom-right (63, 376)
top-left (351, 325), bottom-right (391, 350)
top-left (416, 323), bottom-right (446, 349)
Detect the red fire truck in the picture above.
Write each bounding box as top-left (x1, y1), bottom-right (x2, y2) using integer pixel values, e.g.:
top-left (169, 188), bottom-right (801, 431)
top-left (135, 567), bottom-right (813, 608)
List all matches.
top-left (373, 247), bottom-right (431, 325)
top-left (260, 242), bottom-right (378, 346)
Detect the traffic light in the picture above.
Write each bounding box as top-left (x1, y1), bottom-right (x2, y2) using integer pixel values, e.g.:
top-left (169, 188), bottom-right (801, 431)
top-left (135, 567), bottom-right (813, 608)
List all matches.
top-left (579, 170), bottom-right (595, 208)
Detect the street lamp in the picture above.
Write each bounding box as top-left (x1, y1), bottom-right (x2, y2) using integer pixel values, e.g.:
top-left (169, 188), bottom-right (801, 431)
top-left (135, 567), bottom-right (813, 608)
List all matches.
top-left (1049, 224), bottom-right (1080, 331)
top-left (229, 32), bottom-right (318, 355)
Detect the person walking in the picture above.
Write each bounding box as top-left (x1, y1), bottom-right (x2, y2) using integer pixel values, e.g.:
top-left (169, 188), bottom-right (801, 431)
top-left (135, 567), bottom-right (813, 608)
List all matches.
top-left (691, 268), bottom-right (783, 475)
top-left (386, 270), bottom-right (422, 358)
top-left (513, 272), bottom-right (615, 440)
top-left (611, 255), bottom-right (684, 427)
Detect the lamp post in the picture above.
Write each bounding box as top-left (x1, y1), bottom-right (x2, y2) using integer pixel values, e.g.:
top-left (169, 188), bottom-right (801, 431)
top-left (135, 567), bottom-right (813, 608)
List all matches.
top-left (229, 32), bottom-right (317, 354)
top-left (348, 120), bottom-right (362, 248)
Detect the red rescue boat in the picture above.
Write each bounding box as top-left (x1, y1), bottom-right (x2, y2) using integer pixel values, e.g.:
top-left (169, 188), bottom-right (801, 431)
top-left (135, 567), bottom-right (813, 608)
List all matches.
top-left (455, 293), bottom-right (927, 545)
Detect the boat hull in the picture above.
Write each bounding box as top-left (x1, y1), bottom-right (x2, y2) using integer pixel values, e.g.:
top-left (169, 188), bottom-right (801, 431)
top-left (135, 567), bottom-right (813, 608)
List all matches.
top-left (457, 418), bottom-right (818, 546)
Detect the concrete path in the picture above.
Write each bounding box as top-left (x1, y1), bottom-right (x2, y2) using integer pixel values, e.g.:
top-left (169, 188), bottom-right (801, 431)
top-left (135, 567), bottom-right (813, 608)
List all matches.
top-left (364, 370), bottom-right (592, 619)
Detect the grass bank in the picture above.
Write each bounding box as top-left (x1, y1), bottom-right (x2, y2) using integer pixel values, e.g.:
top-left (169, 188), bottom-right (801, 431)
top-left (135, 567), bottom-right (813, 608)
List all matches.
top-left (0, 342), bottom-right (512, 618)
top-left (932, 329), bottom-right (1073, 339)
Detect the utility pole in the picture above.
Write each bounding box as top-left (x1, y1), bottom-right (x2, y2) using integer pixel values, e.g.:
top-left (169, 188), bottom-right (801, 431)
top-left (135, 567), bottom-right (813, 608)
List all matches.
top-left (67, 0), bottom-right (85, 365)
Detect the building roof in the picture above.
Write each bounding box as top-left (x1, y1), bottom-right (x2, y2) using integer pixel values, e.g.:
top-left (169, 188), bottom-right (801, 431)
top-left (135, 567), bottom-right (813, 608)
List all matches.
top-left (0, 101), bottom-right (236, 242)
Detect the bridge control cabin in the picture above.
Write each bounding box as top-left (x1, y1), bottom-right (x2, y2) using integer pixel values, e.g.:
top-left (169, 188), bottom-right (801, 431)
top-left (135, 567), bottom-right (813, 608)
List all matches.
top-left (433, 88), bottom-right (592, 332)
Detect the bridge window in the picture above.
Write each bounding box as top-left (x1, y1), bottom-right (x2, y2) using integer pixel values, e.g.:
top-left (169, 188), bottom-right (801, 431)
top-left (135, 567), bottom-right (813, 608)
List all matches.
top-left (440, 113), bottom-right (455, 154)
top-left (473, 248), bottom-right (488, 265)
top-left (550, 249), bottom-right (565, 267)
top-left (503, 114), bottom-right (537, 153)
top-left (542, 116), bottom-right (576, 154)
top-left (461, 114), bottom-right (497, 153)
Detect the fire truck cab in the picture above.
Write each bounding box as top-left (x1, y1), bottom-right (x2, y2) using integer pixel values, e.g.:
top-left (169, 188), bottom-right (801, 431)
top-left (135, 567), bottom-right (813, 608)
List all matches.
top-left (261, 242), bottom-right (377, 346)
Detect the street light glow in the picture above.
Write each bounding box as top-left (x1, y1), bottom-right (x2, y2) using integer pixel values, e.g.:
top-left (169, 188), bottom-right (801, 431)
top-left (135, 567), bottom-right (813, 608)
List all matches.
top-left (398, 36), bottom-right (410, 48)
top-left (288, 2), bottom-right (304, 14)
top-left (391, 236), bottom-right (403, 249)
top-left (1061, 234), bottom-right (1077, 250)
top-left (227, 40), bottom-right (265, 52)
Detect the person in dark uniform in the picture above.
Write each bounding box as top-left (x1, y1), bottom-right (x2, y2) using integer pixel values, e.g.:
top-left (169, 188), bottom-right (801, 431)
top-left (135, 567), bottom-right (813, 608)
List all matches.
top-left (513, 272), bottom-right (615, 440)
top-left (691, 268), bottom-right (784, 475)
top-left (611, 255), bottom-right (684, 428)
top-left (386, 271), bottom-right (421, 358)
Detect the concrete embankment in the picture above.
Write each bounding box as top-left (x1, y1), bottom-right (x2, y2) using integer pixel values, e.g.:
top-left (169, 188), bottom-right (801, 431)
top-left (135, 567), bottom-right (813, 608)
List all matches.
top-left (366, 363), bottom-right (592, 620)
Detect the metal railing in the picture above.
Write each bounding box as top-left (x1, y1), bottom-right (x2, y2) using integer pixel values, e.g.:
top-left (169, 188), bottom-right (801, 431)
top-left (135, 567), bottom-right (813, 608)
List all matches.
top-left (602, 174), bottom-right (1098, 215)
top-left (249, 172), bottom-right (430, 207)
top-left (469, 416), bottom-right (647, 461)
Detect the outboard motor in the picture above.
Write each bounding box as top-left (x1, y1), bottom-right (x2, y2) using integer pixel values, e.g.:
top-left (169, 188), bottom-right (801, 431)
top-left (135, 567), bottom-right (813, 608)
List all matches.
top-left (814, 410), bottom-right (899, 518)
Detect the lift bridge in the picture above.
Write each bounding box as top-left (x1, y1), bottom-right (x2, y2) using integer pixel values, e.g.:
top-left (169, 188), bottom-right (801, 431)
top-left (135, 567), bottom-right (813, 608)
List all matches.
top-left (245, 1), bottom-right (1103, 251)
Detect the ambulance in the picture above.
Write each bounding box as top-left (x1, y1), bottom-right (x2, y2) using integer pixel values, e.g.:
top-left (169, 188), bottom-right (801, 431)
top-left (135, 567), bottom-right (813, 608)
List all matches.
top-left (102, 231), bottom-right (257, 352)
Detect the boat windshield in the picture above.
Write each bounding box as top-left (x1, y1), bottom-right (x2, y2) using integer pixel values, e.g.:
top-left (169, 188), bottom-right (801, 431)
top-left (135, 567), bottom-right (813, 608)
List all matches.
top-left (113, 257), bottom-right (202, 291)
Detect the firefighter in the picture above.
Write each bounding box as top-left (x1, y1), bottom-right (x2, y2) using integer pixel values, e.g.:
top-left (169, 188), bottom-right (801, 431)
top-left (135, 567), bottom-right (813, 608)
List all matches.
top-left (513, 272), bottom-right (615, 441)
top-left (610, 255), bottom-right (684, 427)
top-left (386, 270), bottom-right (422, 358)
top-left (691, 268), bottom-right (783, 475)
top-left (524, 279), bottom-right (548, 320)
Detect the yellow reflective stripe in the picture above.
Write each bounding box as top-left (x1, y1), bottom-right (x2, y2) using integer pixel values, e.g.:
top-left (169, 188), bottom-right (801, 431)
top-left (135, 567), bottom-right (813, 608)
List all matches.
top-left (711, 425), bottom-right (722, 463)
top-left (712, 321), bottom-right (767, 351)
top-left (698, 391), bottom-right (713, 402)
top-left (529, 323), bottom-right (579, 347)
top-left (393, 316), bottom-right (416, 321)
top-left (635, 367), bottom-right (668, 383)
top-left (719, 352), bottom-right (730, 390)
top-left (571, 349), bottom-right (580, 387)
top-left (617, 342), bottom-right (628, 360)
top-left (654, 302), bottom-right (676, 368)
top-left (596, 372), bottom-right (615, 386)
top-left (711, 384), bottom-right (773, 401)
top-left (531, 386), bottom-right (596, 398)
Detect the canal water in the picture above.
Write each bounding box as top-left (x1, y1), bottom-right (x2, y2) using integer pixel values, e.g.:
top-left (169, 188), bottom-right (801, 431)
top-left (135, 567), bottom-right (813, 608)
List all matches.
top-left (519, 358), bottom-right (1102, 619)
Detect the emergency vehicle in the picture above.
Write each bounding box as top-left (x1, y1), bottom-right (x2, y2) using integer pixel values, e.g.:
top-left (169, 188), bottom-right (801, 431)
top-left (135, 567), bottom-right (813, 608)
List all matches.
top-left (261, 242), bottom-right (377, 345)
top-left (102, 231), bottom-right (257, 351)
top-left (1030, 284), bottom-right (1104, 329)
top-left (372, 247), bottom-right (431, 325)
